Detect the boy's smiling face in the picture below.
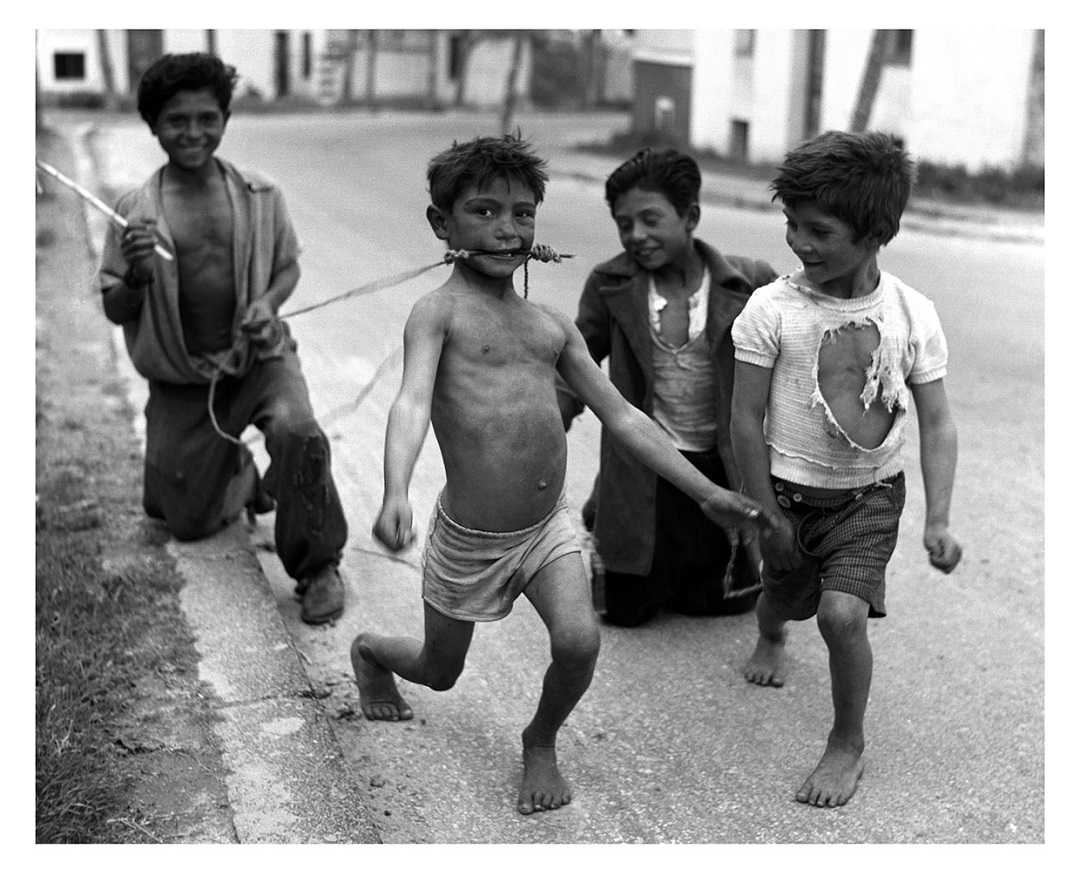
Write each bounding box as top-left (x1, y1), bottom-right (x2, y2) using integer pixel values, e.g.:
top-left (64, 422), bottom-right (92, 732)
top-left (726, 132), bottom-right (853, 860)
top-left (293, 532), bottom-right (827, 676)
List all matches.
top-left (611, 186), bottom-right (698, 271)
top-left (152, 87), bottom-right (228, 172)
top-left (783, 200), bottom-right (879, 297)
top-left (429, 176), bottom-right (537, 278)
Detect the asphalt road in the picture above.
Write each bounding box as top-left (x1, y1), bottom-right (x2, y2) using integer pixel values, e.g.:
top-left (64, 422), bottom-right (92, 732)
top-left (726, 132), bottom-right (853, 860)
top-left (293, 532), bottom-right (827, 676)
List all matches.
top-left (81, 109), bottom-right (1044, 844)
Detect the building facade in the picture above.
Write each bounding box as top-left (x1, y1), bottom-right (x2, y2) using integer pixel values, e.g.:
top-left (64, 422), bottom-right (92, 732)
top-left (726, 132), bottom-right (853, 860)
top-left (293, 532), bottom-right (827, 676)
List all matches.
top-left (630, 28), bottom-right (1043, 171)
top-left (35, 29), bottom-right (532, 110)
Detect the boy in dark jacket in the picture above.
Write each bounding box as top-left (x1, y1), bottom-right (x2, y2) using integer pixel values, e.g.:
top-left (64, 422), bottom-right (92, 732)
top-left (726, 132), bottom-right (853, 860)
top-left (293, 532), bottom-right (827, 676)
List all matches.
top-left (559, 149), bottom-right (777, 627)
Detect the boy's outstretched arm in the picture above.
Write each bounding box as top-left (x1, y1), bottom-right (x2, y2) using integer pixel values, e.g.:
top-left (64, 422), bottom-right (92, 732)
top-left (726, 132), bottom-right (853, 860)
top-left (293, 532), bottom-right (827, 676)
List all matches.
top-left (910, 379), bottom-right (962, 573)
top-left (554, 311), bottom-right (773, 537)
top-left (372, 295), bottom-right (448, 552)
top-left (731, 361), bottom-right (800, 570)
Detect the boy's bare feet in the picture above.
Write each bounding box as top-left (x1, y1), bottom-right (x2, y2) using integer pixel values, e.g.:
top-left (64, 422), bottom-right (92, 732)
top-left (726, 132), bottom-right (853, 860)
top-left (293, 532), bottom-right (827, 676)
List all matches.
top-left (518, 730), bottom-right (571, 815)
top-left (350, 634), bottom-right (414, 721)
top-left (796, 735), bottom-right (865, 807)
top-left (743, 634), bottom-right (786, 686)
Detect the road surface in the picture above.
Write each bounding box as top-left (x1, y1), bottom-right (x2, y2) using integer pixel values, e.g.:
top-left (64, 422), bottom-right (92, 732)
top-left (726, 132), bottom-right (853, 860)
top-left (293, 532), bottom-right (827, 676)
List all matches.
top-left (85, 109), bottom-right (1044, 844)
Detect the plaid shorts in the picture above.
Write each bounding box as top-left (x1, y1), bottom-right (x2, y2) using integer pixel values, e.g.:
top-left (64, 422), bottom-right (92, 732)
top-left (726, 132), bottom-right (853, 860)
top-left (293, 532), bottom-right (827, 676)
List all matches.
top-left (762, 472), bottom-right (906, 619)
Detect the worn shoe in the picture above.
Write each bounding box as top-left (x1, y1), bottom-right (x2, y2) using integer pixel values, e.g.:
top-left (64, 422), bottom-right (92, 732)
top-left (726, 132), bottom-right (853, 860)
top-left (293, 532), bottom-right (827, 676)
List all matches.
top-left (300, 565), bottom-right (345, 625)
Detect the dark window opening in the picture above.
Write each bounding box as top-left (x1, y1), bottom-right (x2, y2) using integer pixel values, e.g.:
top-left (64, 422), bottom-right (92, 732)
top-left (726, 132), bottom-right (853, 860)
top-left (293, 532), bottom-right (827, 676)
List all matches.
top-left (54, 52), bottom-right (86, 81)
top-left (730, 119), bottom-right (749, 162)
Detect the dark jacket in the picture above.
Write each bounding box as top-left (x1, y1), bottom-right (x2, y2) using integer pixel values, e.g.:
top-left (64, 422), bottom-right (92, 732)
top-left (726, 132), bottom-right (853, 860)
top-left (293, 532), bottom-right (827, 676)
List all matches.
top-left (558, 239), bottom-right (777, 575)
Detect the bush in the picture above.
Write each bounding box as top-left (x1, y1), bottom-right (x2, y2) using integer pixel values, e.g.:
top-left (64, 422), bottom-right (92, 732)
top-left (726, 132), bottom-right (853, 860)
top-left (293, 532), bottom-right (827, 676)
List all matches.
top-left (915, 160), bottom-right (1044, 208)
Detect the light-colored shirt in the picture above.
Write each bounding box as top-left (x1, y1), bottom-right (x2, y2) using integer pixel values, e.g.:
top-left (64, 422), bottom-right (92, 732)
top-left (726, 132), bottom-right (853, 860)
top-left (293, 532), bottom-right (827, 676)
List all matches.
top-left (649, 269), bottom-right (716, 452)
top-left (732, 271), bottom-right (948, 489)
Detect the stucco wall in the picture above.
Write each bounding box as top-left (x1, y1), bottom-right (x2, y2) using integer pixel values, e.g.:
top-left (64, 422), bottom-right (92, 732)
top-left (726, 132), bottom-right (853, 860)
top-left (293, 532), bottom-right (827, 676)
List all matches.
top-left (688, 27), bottom-right (1037, 170)
top-left (907, 29), bottom-right (1032, 169)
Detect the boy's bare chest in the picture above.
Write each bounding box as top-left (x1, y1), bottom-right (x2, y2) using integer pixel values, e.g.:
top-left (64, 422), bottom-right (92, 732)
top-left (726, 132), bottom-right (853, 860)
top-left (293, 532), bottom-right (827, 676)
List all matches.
top-left (162, 186), bottom-right (233, 257)
top-left (817, 321), bottom-right (882, 378)
top-left (448, 304), bottom-right (562, 368)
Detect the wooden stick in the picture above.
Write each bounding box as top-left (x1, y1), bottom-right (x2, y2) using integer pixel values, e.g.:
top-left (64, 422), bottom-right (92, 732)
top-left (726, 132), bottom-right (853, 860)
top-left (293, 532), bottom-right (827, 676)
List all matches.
top-left (35, 158), bottom-right (174, 262)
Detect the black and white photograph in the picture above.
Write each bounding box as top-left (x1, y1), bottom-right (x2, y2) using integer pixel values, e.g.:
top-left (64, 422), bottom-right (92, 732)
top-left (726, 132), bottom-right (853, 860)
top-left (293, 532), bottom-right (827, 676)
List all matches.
top-left (31, 8), bottom-right (1055, 858)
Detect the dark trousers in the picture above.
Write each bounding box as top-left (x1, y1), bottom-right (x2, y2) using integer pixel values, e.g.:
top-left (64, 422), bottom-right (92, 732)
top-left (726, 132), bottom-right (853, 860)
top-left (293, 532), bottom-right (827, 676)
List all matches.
top-left (143, 350), bottom-right (347, 581)
top-left (597, 449), bottom-right (759, 627)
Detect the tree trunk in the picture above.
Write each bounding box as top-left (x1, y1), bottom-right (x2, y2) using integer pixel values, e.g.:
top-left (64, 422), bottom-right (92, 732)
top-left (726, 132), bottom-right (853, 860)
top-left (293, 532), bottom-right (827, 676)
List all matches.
top-left (499, 34), bottom-right (527, 133)
top-left (95, 30), bottom-right (119, 112)
top-left (581, 29), bottom-right (602, 109)
top-left (849, 29), bottom-right (889, 133)
top-left (365, 31), bottom-right (378, 106)
top-left (803, 30), bottom-right (827, 140)
top-left (427, 30), bottom-right (440, 110)
top-left (1021, 29), bottom-right (1044, 167)
top-left (454, 31), bottom-right (476, 107)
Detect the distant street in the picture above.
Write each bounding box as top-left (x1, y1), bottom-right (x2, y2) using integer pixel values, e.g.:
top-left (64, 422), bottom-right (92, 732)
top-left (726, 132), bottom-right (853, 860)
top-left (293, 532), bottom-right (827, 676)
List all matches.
top-left (86, 109), bottom-right (1043, 843)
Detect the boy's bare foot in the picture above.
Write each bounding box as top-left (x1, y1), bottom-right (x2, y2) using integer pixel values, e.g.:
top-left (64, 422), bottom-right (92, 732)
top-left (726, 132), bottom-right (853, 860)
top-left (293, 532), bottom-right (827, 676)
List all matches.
top-left (796, 736), bottom-right (865, 807)
top-left (350, 634), bottom-right (413, 721)
top-left (518, 731), bottom-right (571, 815)
top-left (743, 634), bottom-right (786, 687)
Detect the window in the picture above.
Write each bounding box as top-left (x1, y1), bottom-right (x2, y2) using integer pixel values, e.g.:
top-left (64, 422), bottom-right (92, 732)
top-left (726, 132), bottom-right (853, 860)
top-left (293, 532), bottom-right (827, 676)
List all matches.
top-left (735, 30), bottom-right (756, 58)
top-left (53, 52), bottom-right (86, 81)
top-left (302, 32), bottom-right (312, 78)
top-left (730, 119), bottom-right (749, 161)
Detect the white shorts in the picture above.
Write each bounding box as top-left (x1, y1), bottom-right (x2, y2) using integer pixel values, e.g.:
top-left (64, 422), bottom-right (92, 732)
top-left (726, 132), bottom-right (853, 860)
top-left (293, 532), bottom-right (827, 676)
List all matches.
top-left (421, 492), bottom-right (581, 622)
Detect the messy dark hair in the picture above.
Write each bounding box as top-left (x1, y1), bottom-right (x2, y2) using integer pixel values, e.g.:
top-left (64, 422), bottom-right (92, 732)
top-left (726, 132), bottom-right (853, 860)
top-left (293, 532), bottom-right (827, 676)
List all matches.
top-left (427, 133), bottom-right (548, 212)
top-left (770, 130), bottom-right (916, 246)
top-left (137, 53), bottom-right (239, 128)
top-left (604, 148), bottom-right (702, 217)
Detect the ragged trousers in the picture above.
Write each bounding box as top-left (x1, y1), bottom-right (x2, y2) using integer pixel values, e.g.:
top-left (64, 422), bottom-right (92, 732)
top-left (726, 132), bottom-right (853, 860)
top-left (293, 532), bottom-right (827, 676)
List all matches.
top-left (142, 348), bottom-right (347, 581)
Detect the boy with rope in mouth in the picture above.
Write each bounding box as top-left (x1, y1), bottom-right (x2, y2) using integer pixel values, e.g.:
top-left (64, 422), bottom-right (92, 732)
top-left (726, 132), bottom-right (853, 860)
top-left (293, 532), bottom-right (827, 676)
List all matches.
top-left (351, 134), bottom-right (778, 815)
top-left (97, 53), bottom-right (348, 625)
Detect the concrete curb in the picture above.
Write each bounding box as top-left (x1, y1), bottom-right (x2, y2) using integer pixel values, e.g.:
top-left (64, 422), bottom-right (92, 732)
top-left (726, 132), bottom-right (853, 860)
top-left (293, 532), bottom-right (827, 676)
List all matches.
top-left (172, 526), bottom-right (380, 844)
top-left (69, 123), bottom-right (382, 845)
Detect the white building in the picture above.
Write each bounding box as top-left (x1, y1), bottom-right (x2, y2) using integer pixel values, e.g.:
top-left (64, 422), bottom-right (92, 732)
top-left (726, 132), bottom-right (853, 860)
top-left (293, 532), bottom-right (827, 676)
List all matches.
top-left (631, 29), bottom-right (1043, 171)
top-left (35, 29), bottom-right (532, 110)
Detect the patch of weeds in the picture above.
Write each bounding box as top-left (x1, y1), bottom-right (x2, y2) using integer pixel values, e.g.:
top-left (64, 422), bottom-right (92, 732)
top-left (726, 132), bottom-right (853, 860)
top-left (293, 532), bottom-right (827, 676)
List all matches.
top-left (915, 160), bottom-right (1044, 210)
top-left (36, 486), bottom-right (192, 842)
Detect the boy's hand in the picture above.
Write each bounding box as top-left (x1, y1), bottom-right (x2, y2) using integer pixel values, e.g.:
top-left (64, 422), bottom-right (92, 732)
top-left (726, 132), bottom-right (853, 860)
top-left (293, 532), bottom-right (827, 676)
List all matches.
top-left (120, 219), bottom-right (157, 282)
top-left (925, 527), bottom-right (963, 573)
top-left (701, 488), bottom-right (778, 547)
top-left (372, 497), bottom-right (416, 553)
top-left (760, 514), bottom-right (800, 571)
top-left (241, 299), bottom-right (279, 348)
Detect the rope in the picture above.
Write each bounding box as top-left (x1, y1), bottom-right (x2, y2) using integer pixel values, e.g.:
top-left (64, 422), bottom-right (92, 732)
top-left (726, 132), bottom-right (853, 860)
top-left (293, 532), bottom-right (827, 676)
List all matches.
top-left (207, 246), bottom-right (572, 446)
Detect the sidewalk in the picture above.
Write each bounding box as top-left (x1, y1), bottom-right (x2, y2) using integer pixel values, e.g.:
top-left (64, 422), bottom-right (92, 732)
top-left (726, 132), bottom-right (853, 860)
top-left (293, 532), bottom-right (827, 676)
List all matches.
top-left (41, 120), bottom-right (381, 844)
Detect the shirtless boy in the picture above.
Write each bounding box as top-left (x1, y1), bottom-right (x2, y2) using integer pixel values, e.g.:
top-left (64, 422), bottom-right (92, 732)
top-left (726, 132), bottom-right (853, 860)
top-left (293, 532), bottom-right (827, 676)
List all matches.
top-left (731, 130), bottom-right (963, 807)
top-left (351, 134), bottom-right (773, 815)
